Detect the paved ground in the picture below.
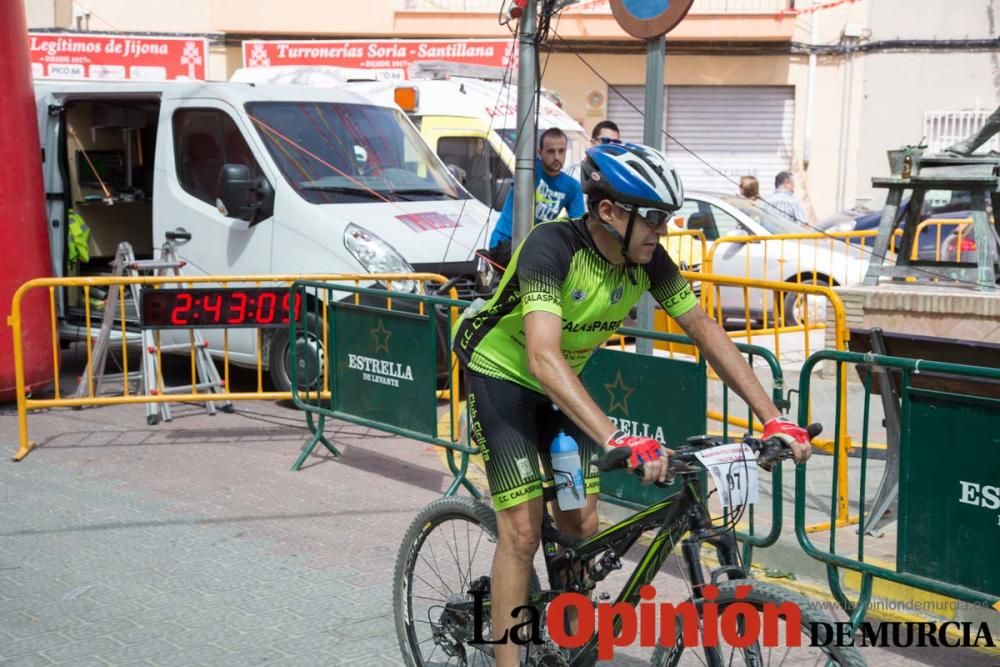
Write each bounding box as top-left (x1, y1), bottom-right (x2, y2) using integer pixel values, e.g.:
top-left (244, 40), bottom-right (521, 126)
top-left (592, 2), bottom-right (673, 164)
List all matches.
top-left (1, 398), bottom-right (428, 665)
top-left (1, 363), bottom-right (998, 665)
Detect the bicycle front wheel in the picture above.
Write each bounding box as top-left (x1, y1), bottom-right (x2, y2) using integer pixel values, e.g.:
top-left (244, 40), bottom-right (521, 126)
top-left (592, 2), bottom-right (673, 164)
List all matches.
top-left (393, 496), bottom-right (541, 667)
top-left (650, 580), bottom-right (867, 667)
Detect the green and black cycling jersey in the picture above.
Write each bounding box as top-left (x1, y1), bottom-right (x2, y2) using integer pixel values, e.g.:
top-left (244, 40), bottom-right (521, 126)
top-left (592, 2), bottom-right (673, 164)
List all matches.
top-left (454, 216), bottom-right (698, 393)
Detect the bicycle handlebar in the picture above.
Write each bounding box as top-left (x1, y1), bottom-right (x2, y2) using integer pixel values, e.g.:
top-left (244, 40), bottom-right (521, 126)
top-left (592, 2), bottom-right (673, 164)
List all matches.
top-left (591, 423), bottom-right (823, 486)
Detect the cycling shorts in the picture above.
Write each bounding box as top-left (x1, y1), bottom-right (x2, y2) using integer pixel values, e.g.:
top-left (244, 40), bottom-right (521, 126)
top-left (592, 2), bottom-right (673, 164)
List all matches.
top-left (465, 371), bottom-right (601, 511)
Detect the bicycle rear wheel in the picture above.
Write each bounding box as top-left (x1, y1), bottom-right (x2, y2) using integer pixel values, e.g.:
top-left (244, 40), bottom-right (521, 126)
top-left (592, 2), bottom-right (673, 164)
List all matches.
top-left (650, 580), bottom-right (867, 667)
top-left (393, 496), bottom-right (541, 667)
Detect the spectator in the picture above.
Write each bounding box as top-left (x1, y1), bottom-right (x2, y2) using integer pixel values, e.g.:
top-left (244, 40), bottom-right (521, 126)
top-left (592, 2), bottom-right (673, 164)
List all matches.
top-left (739, 175), bottom-right (760, 201)
top-left (764, 171), bottom-right (808, 224)
top-left (488, 128), bottom-right (585, 261)
top-left (567, 120), bottom-right (621, 181)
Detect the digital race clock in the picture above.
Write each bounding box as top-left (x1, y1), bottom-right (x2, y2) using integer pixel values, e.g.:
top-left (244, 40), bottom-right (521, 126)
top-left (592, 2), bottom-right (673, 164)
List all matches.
top-left (140, 287), bottom-right (302, 329)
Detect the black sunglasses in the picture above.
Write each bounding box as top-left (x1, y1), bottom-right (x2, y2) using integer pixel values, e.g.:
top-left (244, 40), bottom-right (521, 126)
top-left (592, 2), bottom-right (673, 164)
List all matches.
top-left (614, 202), bottom-right (674, 227)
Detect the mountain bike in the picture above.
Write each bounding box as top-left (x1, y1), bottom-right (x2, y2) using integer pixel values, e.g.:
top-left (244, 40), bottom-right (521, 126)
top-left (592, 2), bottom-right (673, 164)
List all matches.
top-left (393, 427), bottom-right (866, 666)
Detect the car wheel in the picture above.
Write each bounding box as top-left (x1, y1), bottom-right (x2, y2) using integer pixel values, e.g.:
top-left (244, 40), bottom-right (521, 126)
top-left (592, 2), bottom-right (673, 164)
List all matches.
top-left (779, 277), bottom-right (833, 327)
top-left (268, 311), bottom-right (325, 393)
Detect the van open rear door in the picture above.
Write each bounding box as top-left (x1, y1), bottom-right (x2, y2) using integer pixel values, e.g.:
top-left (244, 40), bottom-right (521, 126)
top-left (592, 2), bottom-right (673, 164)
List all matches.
top-left (38, 92), bottom-right (67, 280)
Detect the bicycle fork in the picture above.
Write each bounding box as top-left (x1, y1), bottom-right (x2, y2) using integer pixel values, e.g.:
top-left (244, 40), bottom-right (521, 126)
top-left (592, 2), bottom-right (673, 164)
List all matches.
top-left (680, 529), bottom-right (765, 667)
top-left (680, 529), bottom-right (746, 602)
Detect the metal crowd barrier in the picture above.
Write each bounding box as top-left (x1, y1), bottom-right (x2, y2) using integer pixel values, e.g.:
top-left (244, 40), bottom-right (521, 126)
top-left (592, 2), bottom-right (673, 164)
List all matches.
top-left (696, 225), bottom-right (979, 329)
top-left (7, 272), bottom-right (451, 462)
top-left (286, 280), bottom-right (474, 495)
top-left (660, 228), bottom-right (708, 271)
top-left (702, 230), bottom-right (880, 294)
top-left (279, 278), bottom-right (854, 541)
top-left (10, 269), bottom-right (864, 535)
top-left (280, 281), bottom-right (802, 515)
top-left (670, 333), bottom-right (791, 564)
top-left (648, 271), bottom-right (857, 531)
top-left (913, 217), bottom-right (974, 261)
top-left (663, 232), bottom-right (884, 370)
top-left (674, 224), bottom-right (989, 525)
top-left (794, 349), bottom-right (1000, 627)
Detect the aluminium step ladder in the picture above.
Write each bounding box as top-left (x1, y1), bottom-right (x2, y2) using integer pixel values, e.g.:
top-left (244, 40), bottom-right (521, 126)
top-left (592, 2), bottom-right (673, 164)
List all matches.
top-left (72, 232), bottom-right (232, 424)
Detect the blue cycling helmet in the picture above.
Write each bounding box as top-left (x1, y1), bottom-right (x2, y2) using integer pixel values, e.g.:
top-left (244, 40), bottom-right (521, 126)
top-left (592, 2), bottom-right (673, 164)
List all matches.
top-left (580, 142), bottom-right (684, 275)
top-left (581, 141), bottom-right (683, 211)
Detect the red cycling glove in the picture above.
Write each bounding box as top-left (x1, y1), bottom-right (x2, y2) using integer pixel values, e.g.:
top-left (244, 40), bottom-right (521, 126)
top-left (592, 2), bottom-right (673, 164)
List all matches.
top-left (762, 416), bottom-right (810, 451)
top-left (606, 430), bottom-right (662, 468)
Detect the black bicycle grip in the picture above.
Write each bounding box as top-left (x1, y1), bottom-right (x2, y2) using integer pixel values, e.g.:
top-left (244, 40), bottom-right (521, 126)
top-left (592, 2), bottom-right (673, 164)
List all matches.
top-left (592, 447), bottom-right (672, 488)
top-left (592, 446), bottom-right (631, 472)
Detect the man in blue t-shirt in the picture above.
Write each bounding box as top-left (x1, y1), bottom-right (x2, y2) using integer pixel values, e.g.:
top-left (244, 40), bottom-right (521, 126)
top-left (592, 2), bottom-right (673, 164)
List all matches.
top-left (488, 127), bottom-right (585, 252)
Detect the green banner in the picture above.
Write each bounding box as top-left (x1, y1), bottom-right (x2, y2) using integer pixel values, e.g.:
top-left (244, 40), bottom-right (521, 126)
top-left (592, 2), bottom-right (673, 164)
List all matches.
top-left (898, 388), bottom-right (1000, 594)
top-left (332, 304), bottom-right (438, 438)
top-left (582, 348), bottom-right (706, 506)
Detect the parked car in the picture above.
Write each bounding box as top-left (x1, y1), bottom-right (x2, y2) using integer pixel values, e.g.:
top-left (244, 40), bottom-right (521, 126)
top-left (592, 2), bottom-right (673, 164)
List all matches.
top-left (664, 193), bottom-right (869, 326)
top-left (816, 191), bottom-right (974, 260)
top-left (942, 222), bottom-right (1000, 264)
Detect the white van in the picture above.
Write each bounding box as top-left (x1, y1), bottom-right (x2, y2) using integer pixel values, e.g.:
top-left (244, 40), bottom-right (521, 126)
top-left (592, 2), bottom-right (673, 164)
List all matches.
top-left (35, 79), bottom-right (495, 389)
top-left (230, 66), bottom-right (590, 212)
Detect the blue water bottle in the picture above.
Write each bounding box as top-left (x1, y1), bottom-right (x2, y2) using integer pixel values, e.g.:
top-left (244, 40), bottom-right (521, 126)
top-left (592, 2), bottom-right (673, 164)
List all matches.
top-left (550, 430), bottom-right (586, 511)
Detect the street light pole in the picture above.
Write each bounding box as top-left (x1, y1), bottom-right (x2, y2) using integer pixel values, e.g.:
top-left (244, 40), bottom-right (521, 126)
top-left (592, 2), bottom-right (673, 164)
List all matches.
top-left (635, 35), bottom-right (666, 355)
top-left (512, 0), bottom-right (539, 247)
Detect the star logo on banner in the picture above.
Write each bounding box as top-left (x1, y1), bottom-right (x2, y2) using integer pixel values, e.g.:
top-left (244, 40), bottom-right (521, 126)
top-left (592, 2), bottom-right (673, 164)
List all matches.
top-left (604, 370), bottom-right (635, 416)
top-left (371, 319), bottom-right (392, 354)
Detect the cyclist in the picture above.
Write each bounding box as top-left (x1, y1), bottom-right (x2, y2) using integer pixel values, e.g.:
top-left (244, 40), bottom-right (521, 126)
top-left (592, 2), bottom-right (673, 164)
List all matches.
top-left (453, 141), bottom-right (813, 666)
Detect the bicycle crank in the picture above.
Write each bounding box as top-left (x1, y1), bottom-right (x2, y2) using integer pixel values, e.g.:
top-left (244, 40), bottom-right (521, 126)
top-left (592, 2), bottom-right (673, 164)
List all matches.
top-left (525, 645), bottom-right (570, 667)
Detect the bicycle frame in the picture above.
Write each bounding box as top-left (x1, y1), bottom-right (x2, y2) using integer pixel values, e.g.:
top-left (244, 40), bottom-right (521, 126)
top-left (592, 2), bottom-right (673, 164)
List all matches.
top-left (538, 475), bottom-right (748, 665)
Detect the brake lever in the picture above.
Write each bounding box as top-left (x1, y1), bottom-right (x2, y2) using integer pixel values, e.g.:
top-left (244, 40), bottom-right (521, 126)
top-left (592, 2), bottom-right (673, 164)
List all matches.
top-left (756, 437), bottom-right (803, 472)
top-left (630, 466), bottom-right (674, 488)
top-left (755, 422), bottom-right (823, 471)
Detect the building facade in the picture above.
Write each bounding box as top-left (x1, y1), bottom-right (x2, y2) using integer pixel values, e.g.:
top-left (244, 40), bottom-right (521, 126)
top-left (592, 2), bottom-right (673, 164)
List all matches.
top-left (854, 0), bottom-right (999, 211)
top-left (25, 0), bottom-right (997, 221)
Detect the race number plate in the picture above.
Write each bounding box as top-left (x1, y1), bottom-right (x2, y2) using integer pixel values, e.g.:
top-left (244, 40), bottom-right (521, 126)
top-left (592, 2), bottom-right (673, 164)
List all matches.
top-left (694, 443), bottom-right (759, 509)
